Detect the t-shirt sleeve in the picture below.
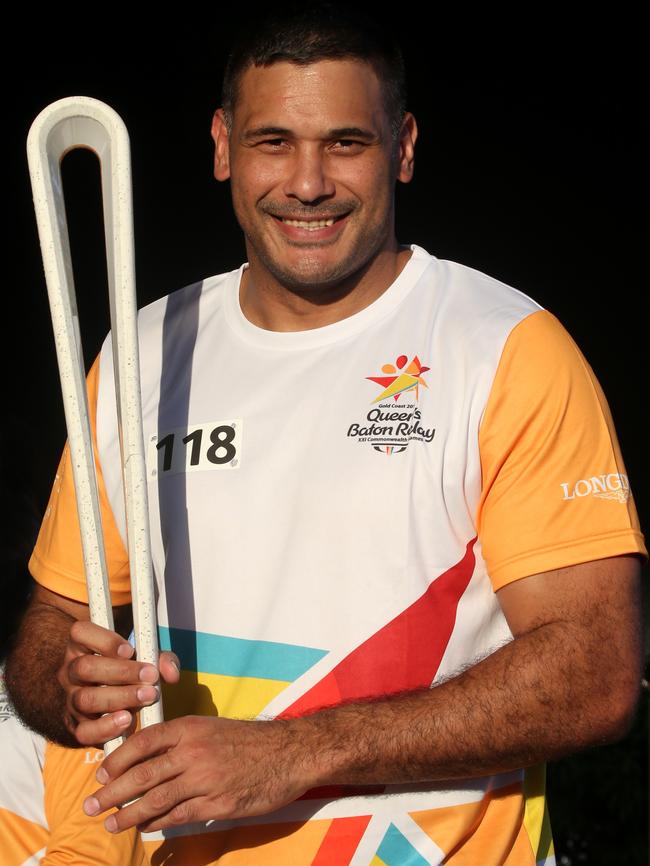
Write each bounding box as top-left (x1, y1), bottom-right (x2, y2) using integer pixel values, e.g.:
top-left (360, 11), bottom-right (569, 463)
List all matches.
top-left (28, 355), bottom-right (132, 605)
top-left (477, 309), bottom-right (646, 590)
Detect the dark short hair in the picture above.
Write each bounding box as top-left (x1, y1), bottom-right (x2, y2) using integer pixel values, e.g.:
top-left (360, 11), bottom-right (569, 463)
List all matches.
top-left (221, 3), bottom-right (407, 140)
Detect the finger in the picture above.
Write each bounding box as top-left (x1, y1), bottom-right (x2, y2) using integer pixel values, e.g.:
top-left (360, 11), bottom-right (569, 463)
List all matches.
top-left (68, 654), bottom-right (159, 686)
top-left (70, 620), bottom-right (134, 657)
top-left (136, 797), bottom-right (205, 833)
top-left (100, 721), bottom-right (179, 780)
top-left (75, 710), bottom-right (133, 747)
top-left (96, 778), bottom-right (188, 834)
top-left (85, 750), bottom-right (180, 819)
top-left (71, 683), bottom-right (160, 717)
top-left (159, 652), bottom-right (181, 684)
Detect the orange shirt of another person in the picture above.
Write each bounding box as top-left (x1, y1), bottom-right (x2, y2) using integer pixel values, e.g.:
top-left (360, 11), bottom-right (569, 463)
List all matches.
top-left (0, 670), bottom-right (148, 866)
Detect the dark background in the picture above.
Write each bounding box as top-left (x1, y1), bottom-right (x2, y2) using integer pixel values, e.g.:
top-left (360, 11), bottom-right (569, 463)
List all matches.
top-left (4, 8), bottom-right (647, 864)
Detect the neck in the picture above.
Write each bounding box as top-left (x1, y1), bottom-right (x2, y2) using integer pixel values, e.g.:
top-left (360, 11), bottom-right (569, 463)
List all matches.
top-left (239, 244), bottom-right (412, 332)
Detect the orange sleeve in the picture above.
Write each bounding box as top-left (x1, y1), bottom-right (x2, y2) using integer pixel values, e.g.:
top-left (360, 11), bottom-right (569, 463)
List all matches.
top-left (478, 309), bottom-right (646, 590)
top-left (28, 355), bottom-right (132, 605)
top-left (42, 743), bottom-right (148, 865)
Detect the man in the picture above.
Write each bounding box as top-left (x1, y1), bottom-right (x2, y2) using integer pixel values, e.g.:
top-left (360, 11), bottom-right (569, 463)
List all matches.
top-left (6, 7), bottom-right (646, 865)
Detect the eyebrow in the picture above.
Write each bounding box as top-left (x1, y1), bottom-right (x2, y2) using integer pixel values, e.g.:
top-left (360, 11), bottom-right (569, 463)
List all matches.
top-left (241, 125), bottom-right (379, 142)
top-left (242, 126), bottom-right (291, 141)
top-left (328, 127), bottom-right (378, 141)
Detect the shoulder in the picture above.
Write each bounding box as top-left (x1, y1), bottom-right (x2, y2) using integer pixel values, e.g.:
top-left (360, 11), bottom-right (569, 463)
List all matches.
top-left (137, 267), bottom-right (241, 335)
top-left (409, 246), bottom-right (544, 340)
top-left (99, 265), bottom-right (244, 363)
top-left (441, 257), bottom-right (542, 322)
top-left (405, 247), bottom-right (552, 391)
top-left (96, 265), bottom-right (244, 389)
top-left (489, 309), bottom-right (600, 408)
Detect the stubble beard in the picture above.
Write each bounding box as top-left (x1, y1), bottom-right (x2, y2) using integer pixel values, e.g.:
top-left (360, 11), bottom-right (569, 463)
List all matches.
top-left (242, 205), bottom-right (395, 301)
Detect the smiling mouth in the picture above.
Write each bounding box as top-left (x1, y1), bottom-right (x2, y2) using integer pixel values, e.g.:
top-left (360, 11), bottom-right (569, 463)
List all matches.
top-left (272, 213), bottom-right (350, 231)
top-left (281, 218), bottom-right (335, 230)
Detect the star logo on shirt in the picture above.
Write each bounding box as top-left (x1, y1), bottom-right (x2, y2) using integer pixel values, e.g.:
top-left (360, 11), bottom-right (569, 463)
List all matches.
top-left (367, 355), bottom-right (430, 403)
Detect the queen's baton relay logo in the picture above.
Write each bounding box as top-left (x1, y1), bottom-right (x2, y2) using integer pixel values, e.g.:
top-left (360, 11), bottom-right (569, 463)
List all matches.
top-left (347, 354), bottom-right (435, 454)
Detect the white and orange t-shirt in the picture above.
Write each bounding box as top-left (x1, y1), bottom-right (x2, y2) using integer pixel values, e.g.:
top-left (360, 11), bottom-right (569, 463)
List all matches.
top-left (0, 671), bottom-right (147, 865)
top-left (29, 245), bottom-right (646, 865)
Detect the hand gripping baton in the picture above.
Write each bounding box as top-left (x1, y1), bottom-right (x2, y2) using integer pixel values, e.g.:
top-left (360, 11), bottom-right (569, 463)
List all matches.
top-left (27, 97), bottom-right (162, 754)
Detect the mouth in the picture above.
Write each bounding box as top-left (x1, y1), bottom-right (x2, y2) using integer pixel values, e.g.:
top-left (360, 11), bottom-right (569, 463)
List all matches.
top-left (278, 217), bottom-right (337, 230)
top-left (269, 212), bottom-right (351, 240)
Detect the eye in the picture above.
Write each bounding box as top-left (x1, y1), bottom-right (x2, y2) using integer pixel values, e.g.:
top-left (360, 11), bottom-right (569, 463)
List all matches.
top-left (258, 138), bottom-right (288, 151)
top-left (331, 139), bottom-right (365, 154)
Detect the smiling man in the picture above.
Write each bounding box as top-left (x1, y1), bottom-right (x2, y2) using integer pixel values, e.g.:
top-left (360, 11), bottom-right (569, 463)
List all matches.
top-left (6, 5), bottom-right (646, 866)
top-left (214, 57), bottom-right (416, 323)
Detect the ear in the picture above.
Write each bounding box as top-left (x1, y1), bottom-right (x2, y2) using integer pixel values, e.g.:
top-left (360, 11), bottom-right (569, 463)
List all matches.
top-left (211, 109), bottom-right (231, 181)
top-left (396, 112), bottom-right (417, 184)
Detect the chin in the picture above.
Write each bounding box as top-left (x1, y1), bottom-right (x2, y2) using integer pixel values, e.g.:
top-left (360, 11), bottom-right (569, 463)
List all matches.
top-left (259, 238), bottom-right (387, 297)
top-left (268, 259), bottom-right (362, 296)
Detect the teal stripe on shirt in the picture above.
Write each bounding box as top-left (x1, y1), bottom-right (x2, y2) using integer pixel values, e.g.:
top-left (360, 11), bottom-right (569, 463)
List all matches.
top-left (158, 626), bottom-right (327, 682)
top-left (376, 824), bottom-right (432, 866)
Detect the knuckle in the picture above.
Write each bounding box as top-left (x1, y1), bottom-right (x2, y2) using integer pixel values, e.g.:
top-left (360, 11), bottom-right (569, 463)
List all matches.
top-left (57, 665), bottom-right (70, 690)
top-left (74, 654), bottom-right (96, 681)
top-left (74, 687), bottom-right (99, 713)
top-left (184, 715), bottom-right (204, 734)
top-left (67, 655), bottom-right (90, 684)
top-left (74, 722), bottom-right (100, 747)
top-left (149, 784), bottom-right (175, 811)
top-left (69, 620), bottom-right (87, 642)
top-left (132, 762), bottom-right (156, 787)
top-left (70, 620), bottom-right (99, 647)
top-left (118, 661), bottom-right (135, 681)
top-left (217, 794), bottom-right (239, 819)
top-left (168, 799), bottom-right (191, 825)
top-left (163, 752), bottom-right (179, 777)
top-left (133, 729), bottom-right (156, 754)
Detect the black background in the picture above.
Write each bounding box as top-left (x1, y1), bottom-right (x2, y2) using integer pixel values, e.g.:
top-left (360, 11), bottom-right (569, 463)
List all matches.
top-left (4, 8), bottom-right (648, 863)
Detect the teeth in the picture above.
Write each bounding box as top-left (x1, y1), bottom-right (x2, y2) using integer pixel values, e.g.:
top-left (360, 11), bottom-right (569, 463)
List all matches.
top-left (281, 218), bottom-right (335, 229)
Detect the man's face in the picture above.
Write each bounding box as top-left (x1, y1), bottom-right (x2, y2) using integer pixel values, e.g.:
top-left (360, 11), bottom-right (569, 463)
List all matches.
top-left (212, 59), bottom-right (415, 295)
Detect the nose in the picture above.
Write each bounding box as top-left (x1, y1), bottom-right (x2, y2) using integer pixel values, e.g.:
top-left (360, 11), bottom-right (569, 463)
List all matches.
top-left (282, 144), bottom-right (335, 203)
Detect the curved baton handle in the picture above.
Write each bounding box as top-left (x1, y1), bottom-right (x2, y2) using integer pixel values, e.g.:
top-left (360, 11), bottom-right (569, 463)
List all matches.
top-left (27, 97), bottom-right (163, 754)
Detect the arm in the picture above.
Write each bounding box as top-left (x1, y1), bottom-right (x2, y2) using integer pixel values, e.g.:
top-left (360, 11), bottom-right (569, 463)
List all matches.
top-left (88, 553), bottom-right (642, 833)
top-left (316, 554), bottom-right (641, 782)
top-left (5, 586), bottom-right (99, 747)
top-left (4, 585), bottom-right (178, 747)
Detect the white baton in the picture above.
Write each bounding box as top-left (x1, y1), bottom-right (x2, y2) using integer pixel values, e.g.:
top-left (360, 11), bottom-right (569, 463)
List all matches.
top-left (27, 96), bottom-right (163, 755)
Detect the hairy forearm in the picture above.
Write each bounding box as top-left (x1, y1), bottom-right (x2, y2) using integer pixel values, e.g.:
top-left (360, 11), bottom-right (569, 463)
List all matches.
top-left (293, 619), bottom-right (640, 788)
top-left (5, 602), bottom-right (77, 747)
top-left (89, 559), bottom-right (640, 831)
top-left (5, 597), bottom-right (135, 748)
